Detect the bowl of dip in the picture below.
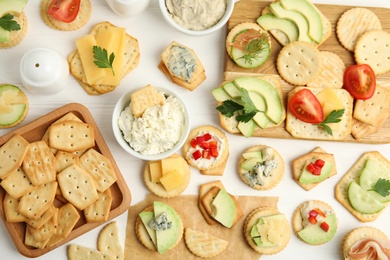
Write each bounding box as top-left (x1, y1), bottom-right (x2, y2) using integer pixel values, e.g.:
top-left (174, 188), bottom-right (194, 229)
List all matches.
top-left (112, 86), bottom-right (190, 161)
top-left (159, 0), bottom-right (236, 36)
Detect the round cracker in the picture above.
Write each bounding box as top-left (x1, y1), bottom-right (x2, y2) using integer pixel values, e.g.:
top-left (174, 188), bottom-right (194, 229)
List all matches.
top-left (182, 125), bottom-right (229, 172)
top-left (340, 226), bottom-right (390, 259)
top-left (238, 145), bottom-right (284, 190)
top-left (243, 207), bottom-right (290, 255)
top-left (144, 154), bottom-right (191, 198)
top-left (354, 30), bottom-right (390, 75)
top-left (0, 12), bottom-right (28, 49)
top-left (306, 51), bottom-right (346, 88)
top-left (336, 7), bottom-right (382, 52)
top-left (225, 22), bottom-right (270, 59)
top-left (40, 0), bottom-right (92, 31)
top-left (276, 41), bottom-right (321, 86)
top-left (0, 84), bottom-right (29, 129)
top-left (135, 205), bottom-right (156, 251)
top-left (292, 200), bottom-right (337, 245)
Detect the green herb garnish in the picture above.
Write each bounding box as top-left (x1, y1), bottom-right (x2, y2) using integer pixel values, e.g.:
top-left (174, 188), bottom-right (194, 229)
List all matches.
top-left (92, 45), bottom-right (115, 76)
top-left (216, 88), bottom-right (259, 122)
top-left (0, 14), bottom-right (21, 31)
top-left (315, 109), bottom-right (345, 136)
top-left (238, 33), bottom-right (269, 65)
top-left (369, 178), bottom-right (390, 197)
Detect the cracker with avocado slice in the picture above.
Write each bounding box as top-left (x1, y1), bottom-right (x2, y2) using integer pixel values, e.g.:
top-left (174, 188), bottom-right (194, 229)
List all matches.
top-left (0, 12), bottom-right (28, 49)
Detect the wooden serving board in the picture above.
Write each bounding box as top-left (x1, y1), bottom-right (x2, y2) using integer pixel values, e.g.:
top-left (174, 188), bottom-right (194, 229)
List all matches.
top-left (0, 103), bottom-right (131, 258)
top-left (223, 0), bottom-right (390, 144)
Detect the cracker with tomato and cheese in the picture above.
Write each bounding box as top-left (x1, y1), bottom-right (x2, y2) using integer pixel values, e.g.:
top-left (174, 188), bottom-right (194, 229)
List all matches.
top-left (40, 0), bottom-right (92, 31)
top-left (286, 87), bottom-right (353, 140)
top-left (68, 21), bottom-right (140, 95)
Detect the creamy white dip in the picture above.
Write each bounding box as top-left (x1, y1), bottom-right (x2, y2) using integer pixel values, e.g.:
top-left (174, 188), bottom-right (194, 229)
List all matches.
top-left (118, 94), bottom-right (185, 155)
top-left (186, 131), bottom-right (225, 169)
top-left (165, 0), bottom-right (227, 31)
top-left (300, 201), bottom-right (333, 227)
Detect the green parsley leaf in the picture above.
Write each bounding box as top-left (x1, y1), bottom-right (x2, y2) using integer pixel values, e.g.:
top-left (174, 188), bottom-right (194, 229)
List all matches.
top-left (216, 100), bottom-right (243, 117)
top-left (236, 111), bottom-right (257, 122)
top-left (241, 88), bottom-right (258, 114)
top-left (0, 14), bottom-right (21, 32)
top-left (92, 45), bottom-right (116, 76)
top-left (315, 109), bottom-right (345, 136)
top-left (369, 178), bottom-right (390, 197)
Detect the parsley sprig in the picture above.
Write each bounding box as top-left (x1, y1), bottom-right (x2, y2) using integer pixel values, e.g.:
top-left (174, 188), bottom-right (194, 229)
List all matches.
top-left (92, 46), bottom-right (115, 76)
top-left (0, 14), bottom-right (21, 31)
top-left (369, 178), bottom-right (390, 197)
top-left (238, 33), bottom-right (269, 65)
top-left (216, 88), bottom-right (259, 122)
top-left (315, 109), bottom-right (345, 136)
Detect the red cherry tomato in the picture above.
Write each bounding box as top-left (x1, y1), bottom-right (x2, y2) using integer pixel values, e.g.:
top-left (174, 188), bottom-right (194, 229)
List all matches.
top-left (343, 64), bottom-right (376, 100)
top-left (47, 0), bottom-right (81, 23)
top-left (288, 88), bottom-right (324, 124)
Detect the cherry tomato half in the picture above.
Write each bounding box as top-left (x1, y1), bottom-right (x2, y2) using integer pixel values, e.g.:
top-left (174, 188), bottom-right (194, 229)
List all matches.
top-left (47, 0), bottom-right (81, 23)
top-left (288, 88), bottom-right (324, 124)
top-left (343, 64), bottom-right (376, 100)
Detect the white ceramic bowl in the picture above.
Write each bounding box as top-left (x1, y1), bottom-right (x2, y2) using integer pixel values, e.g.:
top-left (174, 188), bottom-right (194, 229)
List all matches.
top-left (159, 0), bottom-right (236, 36)
top-left (112, 87), bottom-right (190, 161)
top-left (20, 48), bottom-right (69, 95)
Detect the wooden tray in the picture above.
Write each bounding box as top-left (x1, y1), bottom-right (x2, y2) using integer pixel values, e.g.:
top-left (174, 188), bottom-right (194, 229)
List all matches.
top-left (0, 103), bottom-right (131, 258)
top-left (223, 0), bottom-right (390, 144)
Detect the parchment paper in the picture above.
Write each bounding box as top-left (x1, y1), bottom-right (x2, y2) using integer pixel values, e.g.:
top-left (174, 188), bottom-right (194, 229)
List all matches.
top-left (124, 194), bottom-right (279, 259)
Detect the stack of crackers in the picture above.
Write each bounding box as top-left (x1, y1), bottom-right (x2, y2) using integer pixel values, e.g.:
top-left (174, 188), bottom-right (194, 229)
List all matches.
top-left (0, 112), bottom-right (117, 249)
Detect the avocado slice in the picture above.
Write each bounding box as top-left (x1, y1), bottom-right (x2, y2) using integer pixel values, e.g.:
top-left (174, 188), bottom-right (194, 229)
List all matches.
top-left (0, 0), bottom-right (28, 17)
top-left (139, 211), bottom-right (157, 247)
top-left (211, 188), bottom-right (236, 228)
top-left (211, 87), bottom-right (231, 102)
top-left (348, 181), bottom-right (385, 214)
top-left (359, 158), bottom-right (390, 203)
top-left (298, 159), bottom-right (333, 184)
top-left (280, 0), bottom-right (323, 43)
top-left (269, 2), bottom-right (313, 43)
top-left (238, 120), bottom-right (256, 138)
top-left (223, 81), bottom-right (241, 98)
top-left (257, 13), bottom-right (299, 43)
top-left (297, 214), bottom-right (337, 245)
top-left (233, 77), bottom-right (283, 124)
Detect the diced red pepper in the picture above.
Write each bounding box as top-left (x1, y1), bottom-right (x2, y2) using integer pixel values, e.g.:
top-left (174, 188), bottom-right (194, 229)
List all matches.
top-left (320, 221), bottom-right (329, 232)
top-left (195, 136), bottom-right (205, 144)
top-left (210, 148), bottom-right (219, 157)
top-left (190, 138), bottom-right (198, 148)
top-left (208, 140), bottom-right (217, 149)
top-left (192, 150), bottom-right (202, 160)
top-left (201, 142), bottom-right (210, 149)
top-left (314, 208), bottom-right (326, 218)
top-left (306, 162), bottom-right (321, 175)
top-left (308, 215), bottom-right (317, 224)
top-left (202, 150), bottom-right (211, 159)
top-left (203, 133), bottom-right (212, 141)
top-left (315, 159), bottom-right (325, 168)
top-left (309, 209), bottom-right (318, 218)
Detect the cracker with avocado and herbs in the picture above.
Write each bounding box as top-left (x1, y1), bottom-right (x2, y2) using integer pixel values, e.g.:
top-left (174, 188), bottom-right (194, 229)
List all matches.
top-left (0, 12), bottom-right (28, 49)
top-left (335, 151), bottom-right (390, 222)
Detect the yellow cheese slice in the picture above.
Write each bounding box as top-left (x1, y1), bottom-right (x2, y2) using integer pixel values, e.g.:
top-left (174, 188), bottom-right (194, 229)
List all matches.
top-left (316, 88), bottom-right (344, 131)
top-left (161, 157), bottom-right (184, 176)
top-left (95, 27), bottom-right (125, 86)
top-left (159, 170), bottom-right (184, 191)
top-left (76, 35), bottom-right (106, 85)
top-left (149, 161), bottom-right (162, 183)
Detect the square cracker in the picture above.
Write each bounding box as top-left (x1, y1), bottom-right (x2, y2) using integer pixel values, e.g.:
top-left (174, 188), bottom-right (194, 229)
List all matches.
top-left (335, 151), bottom-right (390, 222)
top-left (22, 140), bottom-right (57, 186)
top-left (49, 120), bottom-right (95, 152)
top-left (26, 205), bottom-right (55, 229)
top-left (28, 207), bottom-right (58, 242)
top-left (3, 193), bottom-right (28, 223)
top-left (184, 227), bottom-right (228, 258)
top-left (97, 221), bottom-right (124, 260)
top-left (25, 225), bottom-right (50, 249)
top-left (198, 181), bottom-right (225, 225)
top-left (130, 84), bottom-right (165, 118)
top-left (18, 181), bottom-right (58, 220)
top-left (47, 203), bottom-right (80, 247)
top-left (57, 164), bottom-right (99, 210)
top-left (79, 148), bottom-right (117, 193)
top-left (67, 244), bottom-right (113, 260)
top-left (55, 151), bottom-right (80, 173)
top-left (84, 188), bottom-right (112, 223)
top-left (1, 167), bottom-right (36, 198)
top-left (0, 134), bottom-right (30, 179)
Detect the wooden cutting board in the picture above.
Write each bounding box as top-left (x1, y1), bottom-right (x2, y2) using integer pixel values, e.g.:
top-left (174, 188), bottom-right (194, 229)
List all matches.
top-left (223, 0), bottom-right (390, 144)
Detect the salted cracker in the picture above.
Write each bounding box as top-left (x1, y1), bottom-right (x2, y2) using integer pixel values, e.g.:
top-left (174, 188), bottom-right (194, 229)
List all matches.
top-left (184, 228), bottom-right (228, 258)
top-left (55, 151), bottom-right (80, 173)
top-left (97, 221), bottom-right (124, 260)
top-left (1, 167), bottom-right (36, 198)
top-left (135, 205), bottom-right (156, 251)
top-left (355, 30), bottom-right (390, 75)
top-left (47, 203), bottom-right (80, 247)
top-left (84, 189), bottom-right (112, 223)
top-left (25, 225), bottom-right (50, 249)
top-left (336, 7), bottom-right (382, 52)
top-left (25, 205), bottom-right (55, 229)
top-left (28, 206), bottom-right (58, 242)
top-left (79, 148), bottom-right (117, 193)
top-left (67, 244), bottom-right (113, 260)
top-left (57, 164), bottom-right (99, 210)
top-left (353, 84), bottom-right (390, 126)
top-left (0, 134), bottom-right (30, 179)
top-left (351, 112), bottom-right (388, 139)
top-left (18, 181), bottom-right (58, 220)
top-left (130, 84), bottom-right (165, 118)
top-left (306, 51), bottom-right (346, 88)
top-left (40, 0), bottom-right (92, 31)
top-left (276, 41), bottom-right (321, 85)
top-left (3, 193), bottom-right (28, 223)
top-left (198, 181), bottom-right (225, 225)
top-left (48, 120), bottom-right (95, 153)
top-left (22, 140), bottom-right (57, 186)
top-left (335, 151), bottom-right (390, 222)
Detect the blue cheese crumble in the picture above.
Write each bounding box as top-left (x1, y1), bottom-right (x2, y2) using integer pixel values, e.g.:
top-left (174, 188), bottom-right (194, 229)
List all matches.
top-left (149, 212), bottom-right (173, 231)
top-left (168, 45), bottom-right (196, 82)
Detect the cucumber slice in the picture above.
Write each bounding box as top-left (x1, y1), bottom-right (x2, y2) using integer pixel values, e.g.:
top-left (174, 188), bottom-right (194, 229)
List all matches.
top-left (348, 181), bottom-right (385, 214)
top-left (359, 158), bottom-right (390, 203)
top-left (230, 41), bottom-right (271, 69)
top-left (0, 104), bottom-right (26, 126)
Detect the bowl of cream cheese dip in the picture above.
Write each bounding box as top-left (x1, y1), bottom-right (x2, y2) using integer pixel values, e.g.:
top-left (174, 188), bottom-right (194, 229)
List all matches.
top-left (112, 85), bottom-right (190, 161)
top-left (159, 0), bottom-right (236, 36)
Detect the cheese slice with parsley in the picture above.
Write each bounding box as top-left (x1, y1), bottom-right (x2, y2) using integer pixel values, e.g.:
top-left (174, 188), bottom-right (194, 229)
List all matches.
top-left (95, 27), bottom-right (125, 86)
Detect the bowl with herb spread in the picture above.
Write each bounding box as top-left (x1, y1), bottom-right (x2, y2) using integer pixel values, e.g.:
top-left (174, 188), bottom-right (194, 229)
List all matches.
top-left (159, 0), bottom-right (236, 36)
top-left (112, 84), bottom-right (190, 161)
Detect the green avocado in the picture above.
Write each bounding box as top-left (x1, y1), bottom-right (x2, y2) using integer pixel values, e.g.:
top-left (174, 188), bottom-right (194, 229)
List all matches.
top-left (238, 120), bottom-right (256, 138)
top-left (211, 188), bottom-right (236, 228)
top-left (298, 159), bottom-right (333, 184)
top-left (0, 0), bottom-right (28, 17)
top-left (211, 87), bottom-right (231, 103)
top-left (0, 26), bottom-right (10, 43)
top-left (257, 13), bottom-right (299, 43)
top-left (139, 211), bottom-right (157, 247)
top-left (223, 81), bottom-right (241, 98)
top-left (297, 214), bottom-right (337, 245)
